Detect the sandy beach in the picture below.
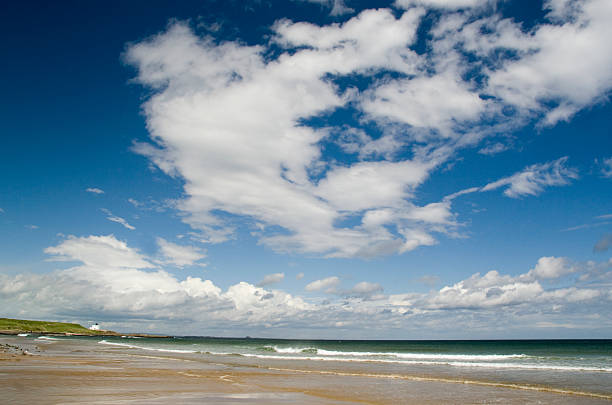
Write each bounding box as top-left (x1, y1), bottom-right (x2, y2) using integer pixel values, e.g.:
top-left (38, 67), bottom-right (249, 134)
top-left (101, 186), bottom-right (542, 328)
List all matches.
top-left (1, 335), bottom-right (610, 404)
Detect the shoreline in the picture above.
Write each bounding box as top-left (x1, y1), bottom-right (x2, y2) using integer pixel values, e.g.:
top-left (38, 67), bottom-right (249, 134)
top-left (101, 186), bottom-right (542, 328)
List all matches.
top-left (0, 330), bottom-right (171, 338)
top-left (1, 335), bottom-right (611, 404)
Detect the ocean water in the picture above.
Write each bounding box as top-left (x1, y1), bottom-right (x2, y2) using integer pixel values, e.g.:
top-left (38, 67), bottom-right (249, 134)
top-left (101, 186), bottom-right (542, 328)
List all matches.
top-left (43, 336), bottom-right (612, 399)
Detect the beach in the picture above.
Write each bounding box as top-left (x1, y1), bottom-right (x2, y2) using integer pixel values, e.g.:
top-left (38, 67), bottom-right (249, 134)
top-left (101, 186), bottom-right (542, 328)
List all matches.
top-left (1, 335), bottom-right (611, 404)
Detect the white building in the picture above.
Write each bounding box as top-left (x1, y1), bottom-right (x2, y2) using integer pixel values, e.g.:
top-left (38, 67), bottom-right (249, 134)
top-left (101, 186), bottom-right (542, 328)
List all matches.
top-left (89, 323), bottom-right (100, 331)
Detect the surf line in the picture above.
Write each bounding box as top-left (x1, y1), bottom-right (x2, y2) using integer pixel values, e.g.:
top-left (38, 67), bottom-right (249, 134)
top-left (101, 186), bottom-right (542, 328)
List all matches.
top-left (265, 366), bottom-right (612, 400)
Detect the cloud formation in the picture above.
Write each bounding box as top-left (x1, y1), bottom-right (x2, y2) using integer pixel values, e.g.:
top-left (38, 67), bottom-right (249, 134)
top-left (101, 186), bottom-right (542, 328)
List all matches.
top-left (258, 272), bottom-right (285, 286)
top-left (125, 1), bottom-right (612, 258)
top-left (156, 237), bottom-right (206, 267)
top-left (86, 187), bottom-right (105, 194)
top-left (101, 208), bottom-right (135, 230)
top-left (481, 157), bottom-right (578, 198)
top-left (0, 235), bottom-right (610, 337)
top-left (305, 276), bottom-right (340, 292)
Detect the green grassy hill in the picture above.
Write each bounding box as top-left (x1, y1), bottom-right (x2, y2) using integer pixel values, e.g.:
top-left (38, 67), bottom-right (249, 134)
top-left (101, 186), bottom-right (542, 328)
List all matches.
top-left (0, 318), bottom-right (114, 335)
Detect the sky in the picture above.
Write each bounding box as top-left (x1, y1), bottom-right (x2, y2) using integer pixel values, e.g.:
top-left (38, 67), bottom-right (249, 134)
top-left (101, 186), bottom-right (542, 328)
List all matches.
top-left (1, 0), bottom-right (611, 339)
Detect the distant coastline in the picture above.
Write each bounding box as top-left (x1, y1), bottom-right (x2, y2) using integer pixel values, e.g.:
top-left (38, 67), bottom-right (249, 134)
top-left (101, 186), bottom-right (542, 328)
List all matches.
top-left (0, 317), bottom-right (168, 338)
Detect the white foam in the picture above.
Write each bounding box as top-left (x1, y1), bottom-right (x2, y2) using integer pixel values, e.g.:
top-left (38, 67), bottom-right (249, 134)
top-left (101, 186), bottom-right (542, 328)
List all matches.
top-left (97, 341), bottom-right (612, 373)
top-left (227, 353), bottom-right (612, 372)
top-left (263, 346), bottom-right (529, 361)
top-left (266, 346), bottom-right (317, 354)
top-left (314, 349), bottom-right (528, 361)
top-left (36, 336), bottom-right (60, 341)
top-left (17, 333), bottom-right (29, 337)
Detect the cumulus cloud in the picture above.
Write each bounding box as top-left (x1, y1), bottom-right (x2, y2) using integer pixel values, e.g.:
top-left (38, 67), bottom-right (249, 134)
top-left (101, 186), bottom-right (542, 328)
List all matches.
top-left (124, 1), bottom-right (611, 259)
top-left (101, 208), bottom-right (135, 230)
top-left (1, 236), bottom-right (610, 337)
top-left (481, 157), bottom-right (578, 198)
top-left (156, 237), bottom-right (206, 267)
top-left (86, 187), bottom-right (105, 194)
top-left (482, 0), bottom-right (612, 125)
top-left (257, 272), bottom-right (285, 286)
top-left (8, 235), bottom-right (311, 333)
top-left (125, 10), bottom-right (458, 259)
top-left (525, 256), bottom-right (574, 279)
top-left (424, 258), bottom-right (590, 310)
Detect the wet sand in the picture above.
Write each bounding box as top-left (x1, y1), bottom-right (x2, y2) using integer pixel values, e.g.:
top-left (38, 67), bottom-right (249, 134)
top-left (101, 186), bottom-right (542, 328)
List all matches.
top-left (1, 336), bottom-right (610, 404)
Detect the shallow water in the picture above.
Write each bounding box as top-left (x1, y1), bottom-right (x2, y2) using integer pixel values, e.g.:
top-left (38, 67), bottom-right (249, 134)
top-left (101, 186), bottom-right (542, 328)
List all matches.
top-left (3, 335), bottom-right (612, 404)
top-left (69, 336), bottom-right (612, 398)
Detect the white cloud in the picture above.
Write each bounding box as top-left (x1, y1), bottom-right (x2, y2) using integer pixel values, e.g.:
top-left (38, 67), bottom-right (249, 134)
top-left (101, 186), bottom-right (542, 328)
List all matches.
top-left (362, 71), bottom-right (486, 137)
top-left (526, 256), bottom-right (574, 279)
top-left (8, 235), bottom-right (310, 332)
top-left (423, 257), bottom-right (593, 310)
top-left (86, 187), bottom-right (105, 194)
top-left (124, 2), bottom-right (611, 259)
top-left (0, 207), bottom-right (4, 213)
top-left (296, 272), bottom-right (305, 280)
top-left (101, 208), bottom-right (135, 230)
top-left (45, 235), bottom-right (154, 269)
top-left (478, 142), bottom-right (508, 156)
top-left (257, 272), bottom-right (285, 286)
top-left (1, 236), bottom-right (611, 337)
top-left (156, 237), bottom-right (206, 267)
top-left (481, 157), bottom-right (578, 198)
top-left (25, 224), bottom-right (39, 230)
top-left (305, 276), bottom-right (340, 292)
top-left (484, 0), bottom-right (612, 125)
top-left (124, 10), bottom-right (458, 259)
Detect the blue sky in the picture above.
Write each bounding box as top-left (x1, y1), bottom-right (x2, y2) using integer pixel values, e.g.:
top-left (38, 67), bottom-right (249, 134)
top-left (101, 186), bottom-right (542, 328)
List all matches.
top-left (1, 0), bottom-right (611, 338)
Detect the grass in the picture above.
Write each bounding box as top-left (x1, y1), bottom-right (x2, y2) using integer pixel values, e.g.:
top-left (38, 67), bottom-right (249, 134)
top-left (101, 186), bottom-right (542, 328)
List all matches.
top-left (0, 318), bottom-right (114, 335)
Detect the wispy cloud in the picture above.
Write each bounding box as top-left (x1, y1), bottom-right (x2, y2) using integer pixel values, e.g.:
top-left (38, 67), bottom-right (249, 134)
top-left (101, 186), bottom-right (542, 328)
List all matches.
top-left (156, 237), bottom-right (206, 267)
top-left (481, 157), bottom-right (578, 198)
top-left (478, 142), bottom-right (509, 156)
top-left (86, 187), bottom-right (105, 194)
top-left (101, 208), bottom-right (135, 230)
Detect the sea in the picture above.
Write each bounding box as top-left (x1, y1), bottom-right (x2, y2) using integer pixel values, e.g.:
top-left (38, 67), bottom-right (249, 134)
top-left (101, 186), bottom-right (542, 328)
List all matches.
top-left (39, 336), bottom-right (612, 400)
